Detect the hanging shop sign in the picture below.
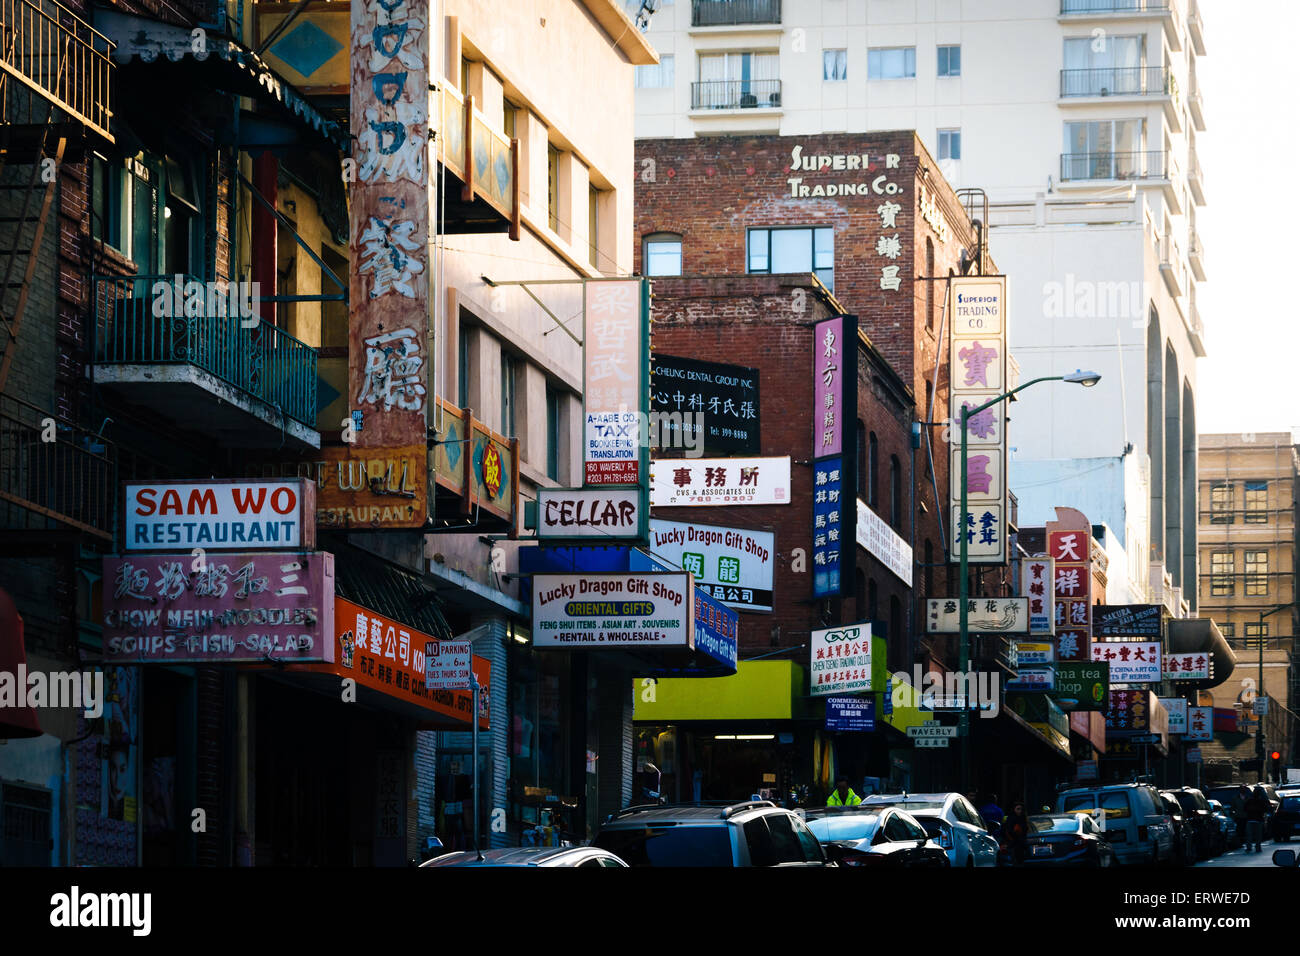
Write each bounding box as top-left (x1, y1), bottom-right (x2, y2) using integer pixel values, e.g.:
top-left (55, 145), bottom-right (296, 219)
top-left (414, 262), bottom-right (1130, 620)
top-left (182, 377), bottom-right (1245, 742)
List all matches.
top-left (1093, 604), bottom-right (1164, 638)
top-left (1047, 515), bottom-right (1094, 662)
top-left (584, 279), bottom-right (648, 485)
top-left (348, 0), bottom-right (430, 448)
top-left (948, 275), bottom-right (1009, 564)
top-left (1091, 640), bottom-right (1162, 683)
top-left (812, 457), bottom-right (848, 599)
top-left (1163, 653), bottom-right (1211, 681)
top-left (1022, 556), bottom-right (1055, 635)
top-left (537, 488), bottom-right (645, 542)
top-left (648, 519), bottom-right (774, 612)
top-left (692, 587), bottom-right (739, 672)
top-left (1160, 698), bottom-right (1189, 734)
top-left (1013, 642), bottom-right (1055, 666)
top-left (102, 551), bottom-right (334, 664)
top-left (855, 499), bottom-right (913, 587)
top-left (651, 354), bottom-right (760, 456)
top-left (825, 697), bottom-right (876, 732)
top-left (1185, 706), bottom-right (1213, 742)
top-left (532, 572), bottom-right (692, 649)
top-left (926, 598), bottom-right (1028, 633)
top-left (810, 622), bottom-right (876, 697)
top-left (650, 456), bottom-right (791, 507)
top-left (123, 479), bottom-right (315, 552)
top-left (291, 599), bottom-right (487, 727)
top-left (1049, 662), bottom-right (1108, 711)
top-left (811, 316), bottom-right (858, 599)
top-left (1005, 667), bottom-right (1055, 693)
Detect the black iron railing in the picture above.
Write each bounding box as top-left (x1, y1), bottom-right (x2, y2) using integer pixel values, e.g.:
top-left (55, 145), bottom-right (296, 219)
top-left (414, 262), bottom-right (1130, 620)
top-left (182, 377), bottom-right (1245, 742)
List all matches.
top-left (691, 0), bottom-right (782, 27)
top-left (1059, 149), bottom-right (1167, 181)
top-left (691, 78), bottom-right (781, 110)
top-left (1060, 0), bottom-right (1170, 14)
top-left (1060, 66), bottom-right (1171, 97)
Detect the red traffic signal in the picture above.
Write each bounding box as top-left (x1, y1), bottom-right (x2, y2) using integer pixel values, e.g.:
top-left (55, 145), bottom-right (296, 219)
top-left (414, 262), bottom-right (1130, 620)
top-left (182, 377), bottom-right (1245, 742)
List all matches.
top-left (1272, 751), bottom-right (1282, 761)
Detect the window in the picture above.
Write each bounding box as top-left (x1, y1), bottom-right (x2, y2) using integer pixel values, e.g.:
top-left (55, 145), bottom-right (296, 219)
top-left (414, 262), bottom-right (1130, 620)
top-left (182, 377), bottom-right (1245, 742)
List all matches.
top-left (1245, 550), bottom-right (1268, 596)
top-left (1062, 120), bottom-right (1145, 179)
top-left (1210, 551), bottom-right (1234, 596)
top-left (855, 569), bottom-right (867, 621)
top-left (696, 51), bottom-right (780, 109)
top-left (1244, 481), bottom-right (1268, 523)
top-left (500, 351), bottom-right (517, 437)
top-left (643, 233), bottom-right (682, 276)
top-left (503, 99), bottom-right (520, 139)
top-left (937, 44), bottom-right (961, 77)
top-left (548, 143), bottom-right (560, 232)
top-left (457, 327), bottom-right (470, 409)
top-left (868, 578), bottom-right (878, 622)
top-left (823, 49), bottom-right (847, 81)
top-left (1063, 35), bottom-right (1144, 95)
top-left (1245, 623), bottom-right (1269, 641)
top-left (743, 818), bottom-right (777, 867)
top-left (1210, 483), bottom-right (1233, 524)
top-left (635, 54), bottom-right (674, 89)
top-left (868, 47), bottom-right (916, 80)
top-left (890, 455), bottom-right (902, 529)
top-left (764, 814), bottom-right (808, 864)
top-left (546, 386), bottom-right (561, 481)
top-left (937, 128), bottom-right (961, 162)
top-left (589, 184), bottom-right (600, 269)
top-left (1218, 623), bottom-right (1235, 638)
top-left (856, 420), bottom-right (867, 497)
top-left (868, 432), bottom-right (878, 506)
top-left (747, 227), bottom-right (833, 289)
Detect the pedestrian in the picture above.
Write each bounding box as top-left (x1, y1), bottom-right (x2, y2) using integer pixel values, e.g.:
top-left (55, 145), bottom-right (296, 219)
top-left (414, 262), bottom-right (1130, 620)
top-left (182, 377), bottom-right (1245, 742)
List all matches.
top-left (1243, 785), bottom-right (1269, 853)
top-left (1002, 800), bottom-right (1031, 865)
top-left (979, 791), bottom-right (1004, 831)
top-left (827, 775), bottom-right (862, 807)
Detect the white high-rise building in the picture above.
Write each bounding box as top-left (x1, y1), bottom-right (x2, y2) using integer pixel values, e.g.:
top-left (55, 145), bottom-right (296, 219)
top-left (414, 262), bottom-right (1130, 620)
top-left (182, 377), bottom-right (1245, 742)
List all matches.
top-left (629, 0), bottom-right (1208, 608)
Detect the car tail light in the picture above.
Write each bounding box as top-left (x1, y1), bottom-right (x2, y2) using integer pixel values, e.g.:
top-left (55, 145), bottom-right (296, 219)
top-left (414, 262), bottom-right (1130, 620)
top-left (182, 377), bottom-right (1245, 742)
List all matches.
top-left (937, 828), bottom-right (952, 850)
top-left (841, 850), bottom-right (887, 867)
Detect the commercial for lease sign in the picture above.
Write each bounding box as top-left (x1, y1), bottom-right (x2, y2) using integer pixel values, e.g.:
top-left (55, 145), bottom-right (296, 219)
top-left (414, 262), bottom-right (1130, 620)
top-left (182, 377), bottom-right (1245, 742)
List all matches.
top-left (532, 572), bottom-right (693, 649)
top-left (124, 480), bottom-right (314, 551)
top-left (102, 551), bottom-right (334, 663)
top-left (650, 456), bottom-right (790, 506)
top-left (648, 519), bottom-right (774, 612)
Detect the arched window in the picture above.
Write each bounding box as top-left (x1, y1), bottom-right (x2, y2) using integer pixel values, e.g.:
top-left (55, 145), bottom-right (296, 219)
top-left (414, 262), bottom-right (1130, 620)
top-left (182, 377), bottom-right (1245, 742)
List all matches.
top-left (889, 595), bottom-right (903, 669)
top-left (855, 570), bottom-right (867, 621)
top-left (868, 432), bottom-right (879, 506)
top-left (643, 232), bottom-right (682, 276)
top-left (856, 419), bottom-right (867, 498)
top-left (890, 455), bottom-right (902, 529)
top-left (868, 578), bottom-right (879, 622)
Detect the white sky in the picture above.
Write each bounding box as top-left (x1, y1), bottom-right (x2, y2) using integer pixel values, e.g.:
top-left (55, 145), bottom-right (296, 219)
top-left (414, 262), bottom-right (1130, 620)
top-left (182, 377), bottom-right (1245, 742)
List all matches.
top-left (1195, 1), bottom-right (1300, 437)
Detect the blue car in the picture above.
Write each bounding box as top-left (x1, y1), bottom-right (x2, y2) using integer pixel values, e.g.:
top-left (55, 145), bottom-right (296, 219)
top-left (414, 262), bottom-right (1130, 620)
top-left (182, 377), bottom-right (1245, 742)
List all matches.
top-left (1020, 814), bottom-right (1117, 868)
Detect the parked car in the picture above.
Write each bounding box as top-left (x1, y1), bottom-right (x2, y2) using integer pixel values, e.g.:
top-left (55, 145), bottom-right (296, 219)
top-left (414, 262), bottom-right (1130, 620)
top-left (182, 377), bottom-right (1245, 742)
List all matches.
top-left (1019, 814), bottom-right (1116, 868)
top-left (1166, 787), bottom-right (1219, 860)
top-left (1271, 794), bottom-right (1300, 843)
top-left (859, 792), bottom-right (1000, 867)
top-left (1056, 783), bottom-right (1176, 866)
top-left (804, 806), bottom-right (950, 868)
top-left (591, 801), bottom-right (829, 867)
top-left (1157, 792), bottom-right (1199, 865)
top-left (1204, 785), bottom-right (1249, 826)
top-left (1207, 799), bottom-right (1239, 851)
top-left (420, 846), bottom-right (627, 867)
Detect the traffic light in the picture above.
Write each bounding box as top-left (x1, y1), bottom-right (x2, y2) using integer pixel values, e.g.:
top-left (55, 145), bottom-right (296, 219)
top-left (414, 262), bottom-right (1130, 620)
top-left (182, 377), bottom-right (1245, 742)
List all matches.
top-left (1273, 751), bottom-right (1284, 778)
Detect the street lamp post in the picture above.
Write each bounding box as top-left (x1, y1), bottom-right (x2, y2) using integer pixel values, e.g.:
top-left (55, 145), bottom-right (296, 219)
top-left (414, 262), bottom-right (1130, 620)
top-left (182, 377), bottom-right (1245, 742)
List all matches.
top-left (1253, 602), bottom-right (1294, 782)
top-left (958, 370), bottom-right (1101, 794)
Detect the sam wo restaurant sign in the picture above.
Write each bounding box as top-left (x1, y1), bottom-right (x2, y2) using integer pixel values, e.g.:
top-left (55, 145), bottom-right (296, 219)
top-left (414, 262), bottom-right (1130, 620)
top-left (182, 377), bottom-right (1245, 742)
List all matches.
top-left (124, 480), bottom-right (314, 551)
top-left (102, 551), bottom-right (334, 663)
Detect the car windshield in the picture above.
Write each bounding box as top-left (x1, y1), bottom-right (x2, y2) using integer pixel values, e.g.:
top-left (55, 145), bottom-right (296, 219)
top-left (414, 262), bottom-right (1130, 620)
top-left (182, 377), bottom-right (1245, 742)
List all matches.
top-left (592, 825), bottom-right (733, 867)
top-left (1172, 792), bottom-right (1200, 813)
top-left (1282, 797), bottom-right (1300, 812)
top-left (864, 799), bottom-right (947, 810)
top-left (806, 813), bottom-right (881, 844)
top-left (1029, 816), bottom-right (1078, 834)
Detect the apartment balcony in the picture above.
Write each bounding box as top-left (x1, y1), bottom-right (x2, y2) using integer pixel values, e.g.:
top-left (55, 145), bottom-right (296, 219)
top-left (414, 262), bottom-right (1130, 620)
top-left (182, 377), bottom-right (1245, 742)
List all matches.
top-left (1188, 149), bottom-right (1206, 205)
top-left (1059, 66), bottom-right (1181, 130)
top-left (0, 395), bottom-right (114, 541)
top-left (1059, 149), bottom-right (1181, 210)
top-left (1188, 0), bottom-right (1207, 56)
top-left (1188, 230), bottom-right (1206, 282)
top-left (1158, 233), bottom-right (1186, 299)
top-left (1187, 287), bottom-right (1206, 357)
top-left (691, 78), bottom-right (782, 111)
top-left (92, 276), bottom-right (320, 451)
top-left (691, 0), bottom-right (782, 28)
top-left (1058, 1), bottom-right (1182, 52)
top-left (0, 0), bottom-right (114, 153)
top-left (433, 83), bottom-right (520, 238)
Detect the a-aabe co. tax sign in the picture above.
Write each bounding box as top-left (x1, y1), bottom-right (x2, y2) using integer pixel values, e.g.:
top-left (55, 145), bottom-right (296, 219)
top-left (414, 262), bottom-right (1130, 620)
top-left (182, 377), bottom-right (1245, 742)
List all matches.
top-left (124, 479), bottom-right (314, 551)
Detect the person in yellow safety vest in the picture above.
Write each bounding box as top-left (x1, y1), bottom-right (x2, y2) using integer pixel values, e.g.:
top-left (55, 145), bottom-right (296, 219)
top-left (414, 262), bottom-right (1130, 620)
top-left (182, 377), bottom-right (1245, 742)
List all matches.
top-left (827, 776), bottom-right (862, 807)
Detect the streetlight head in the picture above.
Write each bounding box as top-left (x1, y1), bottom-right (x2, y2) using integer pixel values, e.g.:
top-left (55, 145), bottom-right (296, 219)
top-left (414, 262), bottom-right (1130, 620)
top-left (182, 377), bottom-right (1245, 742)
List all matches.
top-left (1064, 369), bottom-right (1101, 388)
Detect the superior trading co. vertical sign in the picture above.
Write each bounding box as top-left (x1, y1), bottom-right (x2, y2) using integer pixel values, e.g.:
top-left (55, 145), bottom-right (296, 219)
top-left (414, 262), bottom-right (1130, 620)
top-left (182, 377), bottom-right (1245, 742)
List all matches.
top-left (812, 315), bottom-right (858, 599)
top-left (349, 0), bottom-right (430, 449)
top-left (948, 276), bottom-right (1008, 564)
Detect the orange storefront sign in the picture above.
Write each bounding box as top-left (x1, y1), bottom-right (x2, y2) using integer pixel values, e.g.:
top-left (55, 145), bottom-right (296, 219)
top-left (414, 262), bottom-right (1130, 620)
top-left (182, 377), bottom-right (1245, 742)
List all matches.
top-left (296, 598), bottom-right (488, 729)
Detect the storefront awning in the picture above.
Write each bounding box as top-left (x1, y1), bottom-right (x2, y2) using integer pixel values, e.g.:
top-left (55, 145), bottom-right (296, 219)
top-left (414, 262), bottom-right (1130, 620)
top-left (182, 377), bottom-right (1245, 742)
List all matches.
top-left (331, 540), bottom-right (453, 643)
top-left (633, 661), bottom-right (816, 722)
top-left (0, 587), bottom-right (41, 738)
top-left (94, 10), bottom-right (347, 151)
top-left (1166, 618), bottom-right (1235, 690)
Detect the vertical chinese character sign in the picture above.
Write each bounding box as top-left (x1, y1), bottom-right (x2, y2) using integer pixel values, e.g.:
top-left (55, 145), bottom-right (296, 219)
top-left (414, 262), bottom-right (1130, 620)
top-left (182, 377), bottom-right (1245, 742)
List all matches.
top-left (584, 279), bottom-right (647, 486)
top-left (812, 316), bottom-right (857, 598)
top-left (1048, 508), bottom-right (1093, 663)
top-left (948, 276), bottom-right (1008, 564)
top-left (1022, 556), bottom-right (1055, 635)
top-left (349, 0), bottom-right (430, 449)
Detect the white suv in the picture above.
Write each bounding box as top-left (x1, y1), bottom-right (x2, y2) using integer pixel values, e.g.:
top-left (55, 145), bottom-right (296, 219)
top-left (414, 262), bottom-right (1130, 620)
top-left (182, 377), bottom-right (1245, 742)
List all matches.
top-left (860, 793), bottom-right (1000, 867)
